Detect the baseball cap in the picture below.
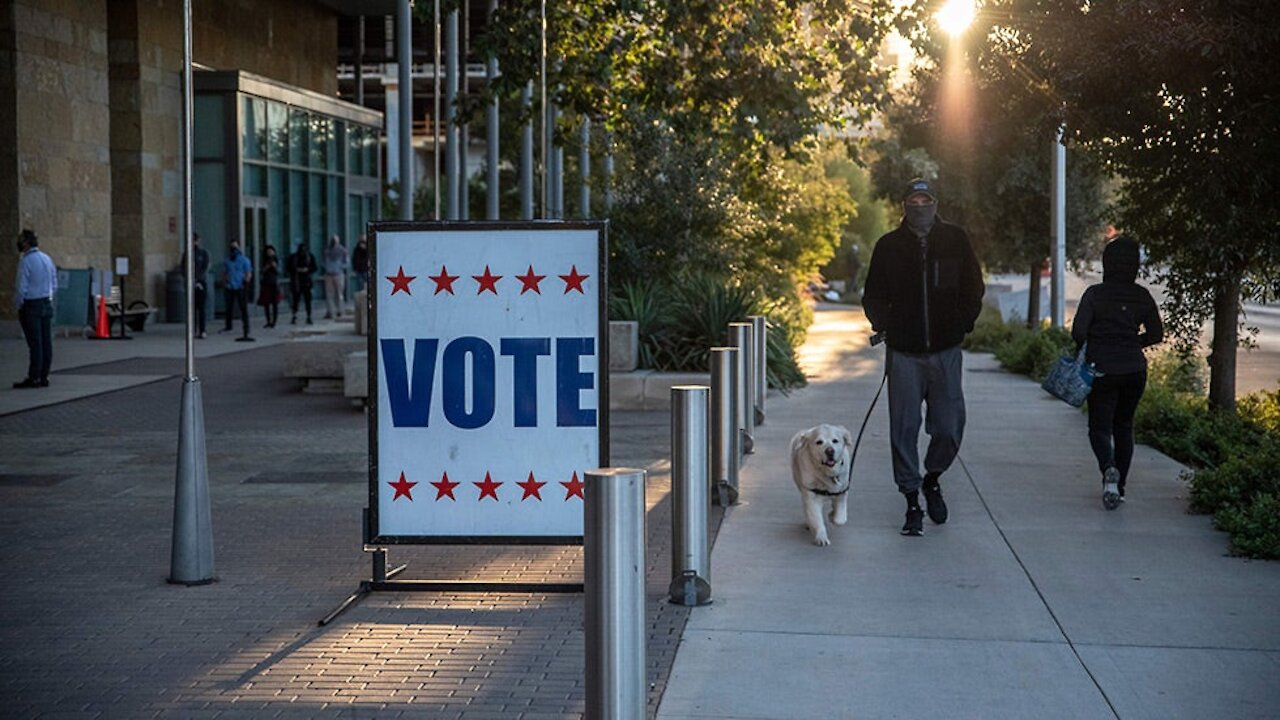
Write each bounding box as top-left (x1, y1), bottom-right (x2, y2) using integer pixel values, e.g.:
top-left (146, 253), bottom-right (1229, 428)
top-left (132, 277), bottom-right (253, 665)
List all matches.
top-left (903, 178), bottom-right (936, 202)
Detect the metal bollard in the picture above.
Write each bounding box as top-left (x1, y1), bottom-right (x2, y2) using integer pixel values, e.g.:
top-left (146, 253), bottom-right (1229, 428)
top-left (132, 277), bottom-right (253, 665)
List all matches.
top-left (670, 386), bottom-right (712, 606)
top-left (748, 314), bottom-right (767, 425)
top-left (709, 347), bottom-right (740, 506)
top-left (584, 468), bottom-right (647, 720)
top-left (728, 322), bottom-right (755, 455)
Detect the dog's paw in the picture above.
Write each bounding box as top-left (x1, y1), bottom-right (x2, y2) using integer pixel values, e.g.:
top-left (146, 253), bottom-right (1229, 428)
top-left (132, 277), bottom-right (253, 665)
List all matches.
top-left (832, 511), bottom-right (848, 526)
top-left (812, 534), bottom-right (831, 547)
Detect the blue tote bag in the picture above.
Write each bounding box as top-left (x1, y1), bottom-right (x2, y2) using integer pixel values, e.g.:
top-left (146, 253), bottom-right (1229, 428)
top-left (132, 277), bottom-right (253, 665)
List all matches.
top-left (1041, 343), bottom-right (1100, 408)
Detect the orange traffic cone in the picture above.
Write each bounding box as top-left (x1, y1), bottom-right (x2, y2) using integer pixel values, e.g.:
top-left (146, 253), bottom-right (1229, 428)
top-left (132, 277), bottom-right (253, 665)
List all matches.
top-left (94, 295), bottom-right (109, 339)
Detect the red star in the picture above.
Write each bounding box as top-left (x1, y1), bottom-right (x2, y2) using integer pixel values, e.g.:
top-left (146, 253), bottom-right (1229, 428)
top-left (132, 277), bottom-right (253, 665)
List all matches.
top-left (515, 265), bottom-right (547, 295)
top-left (474, 471), bottom-right (503, 501)
top-left (429, 265), bottom-right (459, 295)
top-left (389, 471), bottom-right (417, 501)
top-left (473, 265), bottom-right (503, 295)
top-left (560, 471), bottom-right (585, 501)
top-left (430, 471), bottom-right (460, 501)
top-left (386, 266), bottom-right (416, 296)
top-left (559, 265), bottom-right (589, 294)
top-left (516, 471), bottom-right (547, 501)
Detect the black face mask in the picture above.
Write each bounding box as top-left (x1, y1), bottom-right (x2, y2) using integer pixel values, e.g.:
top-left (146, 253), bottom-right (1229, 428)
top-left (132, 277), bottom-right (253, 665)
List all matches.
top-left (905, 204), bottom-right (937, 235)
top-left (230, 247), bottom-right (241, 258)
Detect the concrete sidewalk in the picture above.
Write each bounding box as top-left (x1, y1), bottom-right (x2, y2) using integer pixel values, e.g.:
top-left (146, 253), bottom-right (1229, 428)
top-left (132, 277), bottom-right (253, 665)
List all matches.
top-left (659, 304), bottom-right (1280, 720)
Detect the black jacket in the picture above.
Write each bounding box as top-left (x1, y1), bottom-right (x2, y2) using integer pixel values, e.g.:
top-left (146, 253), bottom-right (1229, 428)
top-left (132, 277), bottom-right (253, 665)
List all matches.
top-left (862, 219), bottom-right (985, 353)
top-left (287, 250), bottom-right (317, 289)
top-left (1071, 237), bottom-right (1163, 375)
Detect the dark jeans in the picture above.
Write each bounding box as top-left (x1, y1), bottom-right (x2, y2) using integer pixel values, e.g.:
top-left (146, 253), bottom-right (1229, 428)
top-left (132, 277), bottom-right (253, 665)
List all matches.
top-left (19, 298), bottom-right (53, 382)
top-left (1087, 370), bottom-right (1147, 486)
top-left (290, 282), bottom-right (312, 320)
top-left (224, 287), bottom-right (249, 336)
top-left (193, 283), bottom-right (207, 335)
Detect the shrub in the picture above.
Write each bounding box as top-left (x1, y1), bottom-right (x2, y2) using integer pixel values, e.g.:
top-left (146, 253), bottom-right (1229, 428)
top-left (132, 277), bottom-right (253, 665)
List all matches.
top-left (1214, 493), bottom-right (1280, 560)
top-left (992, 325), bottom-right (1075, 381)
top-left (963, 305), bottom-right (1019, 353)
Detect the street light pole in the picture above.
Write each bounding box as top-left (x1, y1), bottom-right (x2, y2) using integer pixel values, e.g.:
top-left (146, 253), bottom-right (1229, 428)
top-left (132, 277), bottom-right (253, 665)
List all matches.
top-left (1051, 125), bottom-right (1066, 328)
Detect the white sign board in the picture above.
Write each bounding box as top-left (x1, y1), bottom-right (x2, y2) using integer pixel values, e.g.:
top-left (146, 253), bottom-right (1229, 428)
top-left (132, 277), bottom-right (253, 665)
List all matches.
top-left (115, 256), bottom-right (129, 276)
top-left (369, 222), bottom-right (608, 544)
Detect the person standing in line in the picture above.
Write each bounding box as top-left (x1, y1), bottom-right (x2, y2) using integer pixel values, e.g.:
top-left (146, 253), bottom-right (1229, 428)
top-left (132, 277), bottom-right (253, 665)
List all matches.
top-left (287, 240), bottom-right (317, 325)
top-left (351, 234), bottom-right (369, 296)
top-left (180, 232), bottom-right (210, 338)
top-left (13, 229), bottom-right (57, 389)
top-left (323, 234), bottom-right (348, 320)
top-left (221, 239), bottom-right (253, 340)
top-left (1071, 235), bottom-right (1163, 510)
top-left (861, 178), bottom-right (985, 537)
top-left (257, 244), bottom-right (281, 329)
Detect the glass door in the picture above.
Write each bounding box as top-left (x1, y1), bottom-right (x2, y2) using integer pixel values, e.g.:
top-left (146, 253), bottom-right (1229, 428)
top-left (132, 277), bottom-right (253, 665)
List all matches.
top-left (242, 198), bottom-right (269, 311)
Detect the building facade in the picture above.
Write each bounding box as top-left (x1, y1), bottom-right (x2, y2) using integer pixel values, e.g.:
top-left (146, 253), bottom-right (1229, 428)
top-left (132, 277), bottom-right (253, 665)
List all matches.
top-left (0, 0), bottom-right (384, 321)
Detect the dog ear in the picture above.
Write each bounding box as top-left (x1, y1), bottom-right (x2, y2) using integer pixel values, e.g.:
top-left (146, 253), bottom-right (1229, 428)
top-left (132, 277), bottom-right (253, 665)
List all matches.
top-left (842, 429), bottom-right (854, 452)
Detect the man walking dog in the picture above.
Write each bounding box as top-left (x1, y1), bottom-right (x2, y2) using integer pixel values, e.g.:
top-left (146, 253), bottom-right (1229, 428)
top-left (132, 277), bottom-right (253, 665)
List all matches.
top-left (862, 179), bottom-right (985, 536)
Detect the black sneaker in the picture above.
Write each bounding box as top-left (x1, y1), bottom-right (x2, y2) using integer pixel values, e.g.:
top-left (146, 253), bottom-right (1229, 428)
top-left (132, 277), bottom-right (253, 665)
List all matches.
top-left (923, 474), bottom-right (948, 524)
top-left (901, 508), bottom-right (924, 536)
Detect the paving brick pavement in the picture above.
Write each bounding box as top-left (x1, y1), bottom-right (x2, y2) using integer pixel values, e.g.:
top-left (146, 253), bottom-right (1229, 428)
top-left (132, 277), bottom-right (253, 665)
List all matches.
top-left (0, 345), bottom-right (726, 718)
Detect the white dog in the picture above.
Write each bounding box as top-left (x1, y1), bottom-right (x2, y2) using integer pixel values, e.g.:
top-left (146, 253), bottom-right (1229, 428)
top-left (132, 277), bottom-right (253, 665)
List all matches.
top-left (790, 424), bottom-right (854, 546)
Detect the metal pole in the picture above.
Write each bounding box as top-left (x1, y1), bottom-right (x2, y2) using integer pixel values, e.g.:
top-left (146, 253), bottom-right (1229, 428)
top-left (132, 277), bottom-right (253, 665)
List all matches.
top-left (171, 0), bottom-right (214, 586)
top-left (552, 107), bottom-right (564, 218)
top-left (579, 116), bottom-right (590, 218)
top-left (485, 0), bottom-right (499, 220)
top-left (603, 129), bottom-right (614, 212)
top-left (546, 101), bottom-right (557, 218)
top-left (670, 386), bottom-right (712, 606)
top-left (355, 16), bottom-right (365, 106)
top-left (584, 467), bottom-right (647, 720)
top-left (748, 315), bottom-right (767, 425)
top-left (520, 82), bottom-right (534, 220)
top-left (444, 8), bottom-right (459, 219)
top-left (710, 347), bottom-right (739, 506)
top-left (397, 0), bottom-right (414, 220)
top-left (1051, 124), bottom-right (1067, 328)
top-left (432, 0), bottom-right (441, 219)
top-left (458, 0), bottom-right (470, 220)
top-left (539, 0), bottom-right (547, 218)
top-left (728, 322), bottom-right (754, 455)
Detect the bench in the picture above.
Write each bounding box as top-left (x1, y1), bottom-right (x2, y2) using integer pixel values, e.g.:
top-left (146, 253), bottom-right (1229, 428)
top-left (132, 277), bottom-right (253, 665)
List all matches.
top-left (105, 287), bottom-right (157, 332)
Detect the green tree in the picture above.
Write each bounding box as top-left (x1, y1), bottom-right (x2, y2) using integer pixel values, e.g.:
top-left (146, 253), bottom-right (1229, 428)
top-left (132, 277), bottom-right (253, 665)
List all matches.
top-left (975, 0), bottom-right (1280, 411)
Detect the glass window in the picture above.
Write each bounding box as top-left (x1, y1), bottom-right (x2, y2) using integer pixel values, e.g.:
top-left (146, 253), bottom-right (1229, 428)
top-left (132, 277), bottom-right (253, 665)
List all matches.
top-left (269, 168), bottom-right (288, 251)
top-left (348, 195), bottom-right (362, 248)
top-left (348, 126), bottom-right (363, 176)
top-left (194, 162), bottom-right (226, 262)
top-left (243, 97), bottom-right (266, 160)
top-left (193, 95), bottom-right (225, 160)
top-left (289, 109), bottom-right (307, 166)
top-left (289, 170), bottom-right (306, 247)
top-left (364, 126), bottom-right (377, 177)
top-left (335, 123), bottom-right (344, 174)
top-left (267, 101), bottom-right (288, 164)
top-left (310, 116), bottom-right (328, 169)
top-left (328, 176), bottom-right (343, 239)
top-left (243, 163), bottom-right (266, 197)
top-left (308, 173), bottom-right (325, 245)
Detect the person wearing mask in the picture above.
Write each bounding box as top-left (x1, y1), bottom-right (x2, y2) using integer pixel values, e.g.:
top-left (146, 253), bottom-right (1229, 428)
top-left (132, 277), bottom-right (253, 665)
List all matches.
top-left (323, 234), bottom-right (348, 320)
top-left (351, 234), bottom-right (369, 296)
top-left (1071, 235), bottom-right (1163, 509)
top-left (13, 229), bottom-right (57, 389)
top-left (180, 232), bottom-right (211, 338)
top-left (221, 239), bottom-right (253, 341)
top-left (257, 244), bottom-right (282, 328)
top-left (861, 178), bottom-right (985, 537)
top-left (286, 241), bottom-right (317, 325)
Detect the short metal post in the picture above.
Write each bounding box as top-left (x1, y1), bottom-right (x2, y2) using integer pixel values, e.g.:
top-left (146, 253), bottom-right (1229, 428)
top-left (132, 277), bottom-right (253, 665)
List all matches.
top-left (584, 468), bottom-right (647, 720)
top-left (748, 315), bottom-right (767, 425)
top-left (728, 322), bottom-right (755, 455)
top-left (710, 347), bottom-right (739, 506)
top-left (670, 386), bottom-right (712, 606)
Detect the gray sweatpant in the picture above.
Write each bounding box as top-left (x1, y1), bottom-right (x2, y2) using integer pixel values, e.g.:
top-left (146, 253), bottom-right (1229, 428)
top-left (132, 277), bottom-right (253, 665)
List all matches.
top-left (886, 346), bottom-right (966, 494)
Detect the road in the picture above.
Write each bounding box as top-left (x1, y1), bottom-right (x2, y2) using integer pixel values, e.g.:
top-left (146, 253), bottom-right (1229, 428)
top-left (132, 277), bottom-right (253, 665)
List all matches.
top-left (989, 268), bottom-right (1280, 397)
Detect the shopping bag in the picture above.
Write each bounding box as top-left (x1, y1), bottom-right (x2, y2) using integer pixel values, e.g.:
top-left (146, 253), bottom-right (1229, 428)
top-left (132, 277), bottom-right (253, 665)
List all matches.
top-left (1041, 344), bottom-right (1100, 407)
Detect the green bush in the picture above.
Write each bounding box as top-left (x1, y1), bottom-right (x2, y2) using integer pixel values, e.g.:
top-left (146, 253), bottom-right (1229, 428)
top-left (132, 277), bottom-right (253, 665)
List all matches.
top-left (963, 305), bottom-right (1019, 353)
top-left (992, 325), bottom-right (1075, 381)
top-left (1214, 493), bottom-right (1280, 560)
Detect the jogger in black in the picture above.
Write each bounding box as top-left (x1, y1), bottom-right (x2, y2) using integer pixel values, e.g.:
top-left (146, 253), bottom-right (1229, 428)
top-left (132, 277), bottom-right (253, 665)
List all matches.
top-left (1071, 234), bottom-right (1163, 509)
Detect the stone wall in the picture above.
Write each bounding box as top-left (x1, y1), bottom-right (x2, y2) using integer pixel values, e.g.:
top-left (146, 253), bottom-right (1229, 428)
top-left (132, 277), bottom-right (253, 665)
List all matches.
top-left (1, 0), bottom-right (113, 320)
top-left (0, 0), bottom-right (339, 319)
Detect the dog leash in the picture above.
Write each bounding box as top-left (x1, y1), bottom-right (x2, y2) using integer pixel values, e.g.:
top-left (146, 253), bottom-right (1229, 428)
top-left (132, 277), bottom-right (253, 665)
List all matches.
top-left (845, 333), bottom-right (889, 488)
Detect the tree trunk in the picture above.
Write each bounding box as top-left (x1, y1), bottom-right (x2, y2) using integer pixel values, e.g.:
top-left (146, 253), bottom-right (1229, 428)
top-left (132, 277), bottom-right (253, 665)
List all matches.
top-left (1207, 274), bottom-right (1240, 413)
top-left (1027, 261), bottom-right (1042, 329)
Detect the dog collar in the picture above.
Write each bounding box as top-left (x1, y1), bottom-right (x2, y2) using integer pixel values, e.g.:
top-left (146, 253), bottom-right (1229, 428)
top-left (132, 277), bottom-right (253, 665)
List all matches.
top-left (808, 485), bottom-right (849, 497)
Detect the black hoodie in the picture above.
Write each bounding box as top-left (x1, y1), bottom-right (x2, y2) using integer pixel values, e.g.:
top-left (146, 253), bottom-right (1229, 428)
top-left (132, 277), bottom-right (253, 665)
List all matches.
top-left (1070, 237), bottom-right (1164, 374)
top-left (862, 218), bottom-right (985, 353)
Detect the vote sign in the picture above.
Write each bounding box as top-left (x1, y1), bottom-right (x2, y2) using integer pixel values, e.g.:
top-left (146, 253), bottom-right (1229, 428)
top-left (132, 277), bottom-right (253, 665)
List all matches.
top-left (369, 222), bottom-right (608, 543)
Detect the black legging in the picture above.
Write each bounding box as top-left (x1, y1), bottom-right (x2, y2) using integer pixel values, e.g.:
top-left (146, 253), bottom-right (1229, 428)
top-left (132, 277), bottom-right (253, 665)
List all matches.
top-left (1087, 370), bottom-right (1147, 487)
top-left (291, 281), bottom-right (313, 320)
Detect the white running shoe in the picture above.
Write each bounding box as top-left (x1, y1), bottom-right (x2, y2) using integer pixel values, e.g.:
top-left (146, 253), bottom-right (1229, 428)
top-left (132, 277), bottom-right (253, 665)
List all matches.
top-left (1103, 467), bottom-right (1121, 511)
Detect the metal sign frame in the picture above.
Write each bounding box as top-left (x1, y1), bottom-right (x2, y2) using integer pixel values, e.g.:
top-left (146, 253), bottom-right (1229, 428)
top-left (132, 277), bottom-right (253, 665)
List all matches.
top-left (366, 220), bottom-right (610, 546)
